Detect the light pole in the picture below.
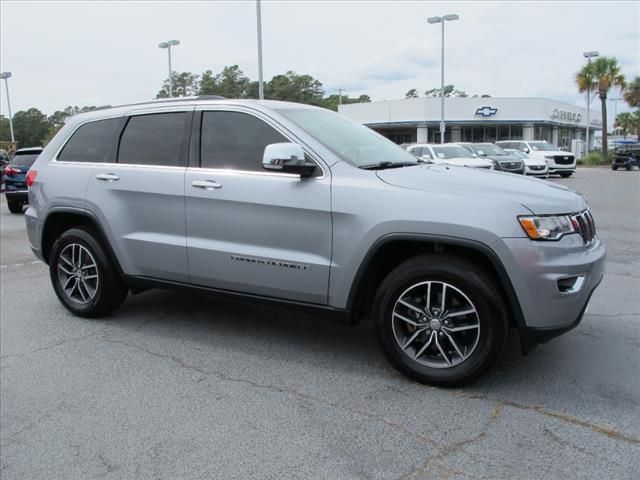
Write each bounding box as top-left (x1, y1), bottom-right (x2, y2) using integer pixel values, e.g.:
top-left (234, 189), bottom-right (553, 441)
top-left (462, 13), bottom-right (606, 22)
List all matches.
top-left (428, 14), bottom-right (459, 144)
top-left (610, 97), bottom-right (622, 135)
top-left (583, 50), bottom-right (599, 154)
top-left (0, 72), bottom-right (15, 143)
top-left (256, 0), bottom-right (264, 100)
top-left (158, 40), bottom-right (180, 97)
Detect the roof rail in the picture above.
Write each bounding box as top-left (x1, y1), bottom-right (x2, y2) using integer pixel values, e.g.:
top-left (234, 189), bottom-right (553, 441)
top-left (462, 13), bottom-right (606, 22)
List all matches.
top-left (103, 95), bottom-right (228, 111)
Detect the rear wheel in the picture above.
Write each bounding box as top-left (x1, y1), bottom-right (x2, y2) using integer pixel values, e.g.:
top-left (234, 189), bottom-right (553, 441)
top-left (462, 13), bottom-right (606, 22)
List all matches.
top-left (7, 200), bottom-right (23, 214)
top-left (559, 172), bottom-right (572, 178)
top-left (49, 227), bottom-right (128, 318)
top-left (373, 254), bottom-right (508, 386)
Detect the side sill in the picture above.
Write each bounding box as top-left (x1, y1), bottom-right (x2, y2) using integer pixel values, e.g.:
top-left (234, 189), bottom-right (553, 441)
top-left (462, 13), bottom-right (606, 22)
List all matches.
top-left (122, 275), bottom-right (352, 323)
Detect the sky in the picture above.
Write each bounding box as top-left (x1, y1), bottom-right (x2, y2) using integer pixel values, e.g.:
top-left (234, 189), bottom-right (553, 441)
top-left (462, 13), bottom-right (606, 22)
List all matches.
top-left (1, 1), bottom-right (638, 129)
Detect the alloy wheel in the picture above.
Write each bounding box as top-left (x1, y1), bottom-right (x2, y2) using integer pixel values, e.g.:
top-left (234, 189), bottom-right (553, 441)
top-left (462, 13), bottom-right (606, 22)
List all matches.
top-left (57, 243), bottom-right (100, 305)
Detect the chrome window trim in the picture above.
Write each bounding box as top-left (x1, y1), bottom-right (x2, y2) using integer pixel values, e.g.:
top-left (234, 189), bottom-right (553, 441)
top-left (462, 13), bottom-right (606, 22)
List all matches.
top-left (194, 104), bottom-right (327, 180)
top-left (186, 166), bottom-right (301, 179)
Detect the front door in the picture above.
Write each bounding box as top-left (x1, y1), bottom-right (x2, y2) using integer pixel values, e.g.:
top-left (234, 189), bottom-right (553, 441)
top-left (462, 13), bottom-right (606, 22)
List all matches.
top-left (184, 108), bottom-right (332, 304)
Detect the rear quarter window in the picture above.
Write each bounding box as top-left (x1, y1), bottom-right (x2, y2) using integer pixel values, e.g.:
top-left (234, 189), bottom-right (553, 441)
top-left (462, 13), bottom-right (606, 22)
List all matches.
top-left (58, 118), bottom-right (122, 163)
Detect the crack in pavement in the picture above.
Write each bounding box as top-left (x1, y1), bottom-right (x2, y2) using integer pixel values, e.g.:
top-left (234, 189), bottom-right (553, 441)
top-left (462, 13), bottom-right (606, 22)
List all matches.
top-left (101, 336), bottom-right (438, 449)
top-left (0, 331), bottom-right (104, 364)
top-left (450, 391), bottom-right (640, 446)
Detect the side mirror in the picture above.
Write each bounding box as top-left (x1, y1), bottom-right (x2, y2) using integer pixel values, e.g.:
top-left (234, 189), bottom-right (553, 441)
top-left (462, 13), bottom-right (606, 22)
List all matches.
top-left (523, 147), bottom-right (530, 154)
top-left (262, 142), bottom-right (316, 177)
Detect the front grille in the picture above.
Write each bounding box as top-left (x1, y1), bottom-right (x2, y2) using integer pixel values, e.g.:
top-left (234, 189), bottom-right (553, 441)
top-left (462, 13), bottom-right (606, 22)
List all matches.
top-left (571, 210), bottom-right (596, 244)
top-left (499, 161), bottom-right (523, 170)
top-left (554, 155), bottom-right (574, 165)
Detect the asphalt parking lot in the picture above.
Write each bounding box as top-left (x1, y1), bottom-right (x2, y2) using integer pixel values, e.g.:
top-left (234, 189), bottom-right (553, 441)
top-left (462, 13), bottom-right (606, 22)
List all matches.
top-left (1, 167), bottom-right (639, 479)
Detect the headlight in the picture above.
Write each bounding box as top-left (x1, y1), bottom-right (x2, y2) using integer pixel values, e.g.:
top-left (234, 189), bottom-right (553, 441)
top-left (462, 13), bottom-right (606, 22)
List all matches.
top-left (518, 215), bottom-right (576, 240)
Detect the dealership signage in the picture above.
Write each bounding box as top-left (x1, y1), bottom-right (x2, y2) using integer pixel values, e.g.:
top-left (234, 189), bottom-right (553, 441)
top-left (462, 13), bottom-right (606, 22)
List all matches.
top-left (475, 106), bottom-right (498, 117)
top-left (551, 109), bottom-right (582, 123)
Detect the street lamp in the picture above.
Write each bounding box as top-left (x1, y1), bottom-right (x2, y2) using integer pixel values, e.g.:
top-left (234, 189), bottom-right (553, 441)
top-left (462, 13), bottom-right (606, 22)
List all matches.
top-left (583, 50), bottom-right (599, 154)
top-left (428, 14), bottom-right (459, 144)
top-left (610, 97), bottom-right (622, 135)
top-left (0, 72), bottom-right (15, 143)
top-left (158, 40), bottom-right (180, 97)
top-left (256, 0), bottom-right (264, 100)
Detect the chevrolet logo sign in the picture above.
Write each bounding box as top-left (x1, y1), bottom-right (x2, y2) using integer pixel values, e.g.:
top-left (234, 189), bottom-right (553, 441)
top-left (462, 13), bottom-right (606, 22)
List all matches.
top-left (475, 106), bottom-right (498, 117)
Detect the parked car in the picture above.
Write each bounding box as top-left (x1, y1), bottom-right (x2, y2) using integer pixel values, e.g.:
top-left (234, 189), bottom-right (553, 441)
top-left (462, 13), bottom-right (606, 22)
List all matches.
top-left (407, 143), bottom-right (494, 169)
top-left (458, 143), bottom-right (525, 174)
top-left (0, 149), bottom-right (10, 188)
top-left (503, 148), bottom-right (549, 177)
top-left (496, 140), bottom-right (575, 177)
top-left (4, 147), bottom-right (43, 213)
top-left (25, 98), bottom-right (605, 386)
top-left (611, 144), bottom-right (640, 171)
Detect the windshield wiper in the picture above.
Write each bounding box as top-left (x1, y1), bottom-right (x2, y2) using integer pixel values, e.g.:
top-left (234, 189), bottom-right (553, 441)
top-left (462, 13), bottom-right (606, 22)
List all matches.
top-left (359, 161), bottom-right (420, 170)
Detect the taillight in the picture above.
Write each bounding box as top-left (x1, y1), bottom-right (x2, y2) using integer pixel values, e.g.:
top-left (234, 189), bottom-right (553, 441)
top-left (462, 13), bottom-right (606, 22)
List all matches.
top-left (4, 166), bottom-right (19, 176)
top-left (26, 170), bottom-right (38, 187)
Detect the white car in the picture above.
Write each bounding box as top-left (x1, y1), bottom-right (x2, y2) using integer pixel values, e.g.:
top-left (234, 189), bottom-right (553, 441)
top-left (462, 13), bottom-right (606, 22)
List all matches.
top-left (407, 143), bottom-right (494, 169)
top-left (503, 148), bottom-right (549, 177)
top-left (495, 140), bottom-right (575, 177)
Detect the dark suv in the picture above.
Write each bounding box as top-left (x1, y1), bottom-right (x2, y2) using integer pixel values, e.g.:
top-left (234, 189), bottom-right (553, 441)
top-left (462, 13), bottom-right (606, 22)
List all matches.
top-left (4, 147), bottom-right (43, 213)
top-left (458, 143), bottom-right (525, 174)
top-left (612, 144), bottom-right (640, 171)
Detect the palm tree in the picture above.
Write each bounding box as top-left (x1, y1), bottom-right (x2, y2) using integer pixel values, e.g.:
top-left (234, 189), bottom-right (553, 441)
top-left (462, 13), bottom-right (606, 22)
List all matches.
top-left (623, 76), bottom-right (640, 108)
top-left (614, 112), bottom-right (636, 138)
top-left (575, 56), bottom-right (626, 157)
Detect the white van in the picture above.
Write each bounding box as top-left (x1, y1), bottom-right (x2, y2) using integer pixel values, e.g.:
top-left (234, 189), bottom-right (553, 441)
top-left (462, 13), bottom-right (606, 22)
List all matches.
top-left (495, 141), bottom-right (576, 177)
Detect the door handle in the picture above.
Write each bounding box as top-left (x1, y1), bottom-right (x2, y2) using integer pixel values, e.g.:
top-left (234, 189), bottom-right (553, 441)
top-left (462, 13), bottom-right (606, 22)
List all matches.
top-left (192, 180), bottom-right (222, 190)
top-left (96, 173), bottom-right (120, 182)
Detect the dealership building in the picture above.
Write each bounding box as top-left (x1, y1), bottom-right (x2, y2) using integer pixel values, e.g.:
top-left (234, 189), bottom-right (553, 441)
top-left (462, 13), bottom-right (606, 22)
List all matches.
top-left (338, 97), bottom-right (602, 153)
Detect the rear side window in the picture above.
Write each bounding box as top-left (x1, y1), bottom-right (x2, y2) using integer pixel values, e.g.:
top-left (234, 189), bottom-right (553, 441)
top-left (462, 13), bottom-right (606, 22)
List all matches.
top-left (200, 111), bottom-right (287, 171)
top-left (58, 118), bottom-right (121, 163)
top-left (118, 113), bottom-right (186, 166)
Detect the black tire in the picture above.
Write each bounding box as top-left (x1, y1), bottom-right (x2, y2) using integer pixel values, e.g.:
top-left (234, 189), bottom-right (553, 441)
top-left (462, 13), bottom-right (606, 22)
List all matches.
top-left (49, 227), bottom-right (128, 318)
top-left (626, 164), bottom-right (632, 171)
top-left (559, 172), bottom-right (572, 178)
top-left (7, 200), bottom-right (23, 214)
top-left (612, 165), bottom-right (618, 171)
top-left (373, 254), bottom-right (508, 387)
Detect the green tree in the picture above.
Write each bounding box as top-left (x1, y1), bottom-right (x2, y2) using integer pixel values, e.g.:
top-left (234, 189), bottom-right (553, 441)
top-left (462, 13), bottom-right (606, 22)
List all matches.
top-left (0, 115), bottom-right (12, 142)
top-left (156, 71), bottom-right (200, 98)
top-left (614, 111), bottom-right (637, 138)
top-left (623, 76), bottom-right (640, 108)
top-left (425, 85), bottom-right (468, 97)
top-left (12, 108), bottom-right (51, 147)
top-left (576, 56), bottom-right (626, 157)
top-left (321, 93), bottom-right (371, 112)
top-left (265, 71), bottom-right (325, 105)
top-left (405, 88), bottom-right (419, 99)
top-left (199, 65), bottom-right (251, 98)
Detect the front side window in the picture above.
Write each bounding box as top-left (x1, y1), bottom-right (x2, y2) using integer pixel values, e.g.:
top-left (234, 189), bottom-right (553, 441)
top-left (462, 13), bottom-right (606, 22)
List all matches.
top-left (118, 113), bottom-right (186, 166)
top-left (58, 118), bottom-right (121, 163)
top-left (200, 111), bottom-right (287, 171)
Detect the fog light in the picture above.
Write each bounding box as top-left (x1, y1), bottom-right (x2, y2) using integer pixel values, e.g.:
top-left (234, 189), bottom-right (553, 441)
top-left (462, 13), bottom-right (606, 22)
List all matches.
top-left (557, 275), bottom-right (585, 294)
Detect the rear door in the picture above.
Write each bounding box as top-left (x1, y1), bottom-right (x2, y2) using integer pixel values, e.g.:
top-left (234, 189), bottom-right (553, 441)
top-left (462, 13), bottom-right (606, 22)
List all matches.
top-left (85, 107), bottom-right (193, 282)
top-left (184, 107), bottom-right (332, 304)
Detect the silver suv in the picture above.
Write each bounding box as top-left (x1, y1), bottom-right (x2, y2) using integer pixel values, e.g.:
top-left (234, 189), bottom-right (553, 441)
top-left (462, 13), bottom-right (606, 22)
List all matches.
top-left (25, 98), bottom-right (605, 386)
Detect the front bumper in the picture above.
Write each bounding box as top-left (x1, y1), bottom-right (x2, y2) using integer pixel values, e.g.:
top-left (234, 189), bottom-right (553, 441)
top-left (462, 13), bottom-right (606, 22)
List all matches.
top-left (493, 234), bottom-right (606, 342)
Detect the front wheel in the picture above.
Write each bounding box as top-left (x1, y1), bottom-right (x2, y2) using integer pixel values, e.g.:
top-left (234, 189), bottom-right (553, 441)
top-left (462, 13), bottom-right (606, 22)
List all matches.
top-left (49, 227), bottom-right (128, 318)
top-left (373, 254), bottom-right (508, 386)
top-left (612, 165), bottom-right (618, 171)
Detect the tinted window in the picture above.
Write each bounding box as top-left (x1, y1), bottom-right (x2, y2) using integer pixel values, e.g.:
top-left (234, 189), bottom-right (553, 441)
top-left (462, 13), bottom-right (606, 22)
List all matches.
top-left (11, 153), bottom-right (41, 167)
top-left (200, 111), bottom-right (287, 171)
top-left (118, 113), bottom-right (186, 166)
top-left (58, 118), bottom-right (121, 163)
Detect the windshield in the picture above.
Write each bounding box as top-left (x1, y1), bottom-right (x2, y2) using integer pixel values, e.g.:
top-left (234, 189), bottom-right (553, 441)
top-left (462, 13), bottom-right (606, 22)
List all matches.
top-left (507, 150), bottom-right (527, 159)
top-left (470, 144), bottom-right (507, 156)
top-left (11, 153), bottom-right (40, 167)
top-left (432, 145), bottom-right (474, 159)
top-left (278, 108), bottom-right (418, 167)
top-left (529, 141), bottom-right (556, 152)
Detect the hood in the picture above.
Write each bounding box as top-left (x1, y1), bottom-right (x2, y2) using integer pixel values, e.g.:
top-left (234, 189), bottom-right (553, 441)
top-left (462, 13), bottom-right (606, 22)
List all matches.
top-left (431, 157), bottom-right (493, 168)
top-left (376, 164), bottom-right (587, 215)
